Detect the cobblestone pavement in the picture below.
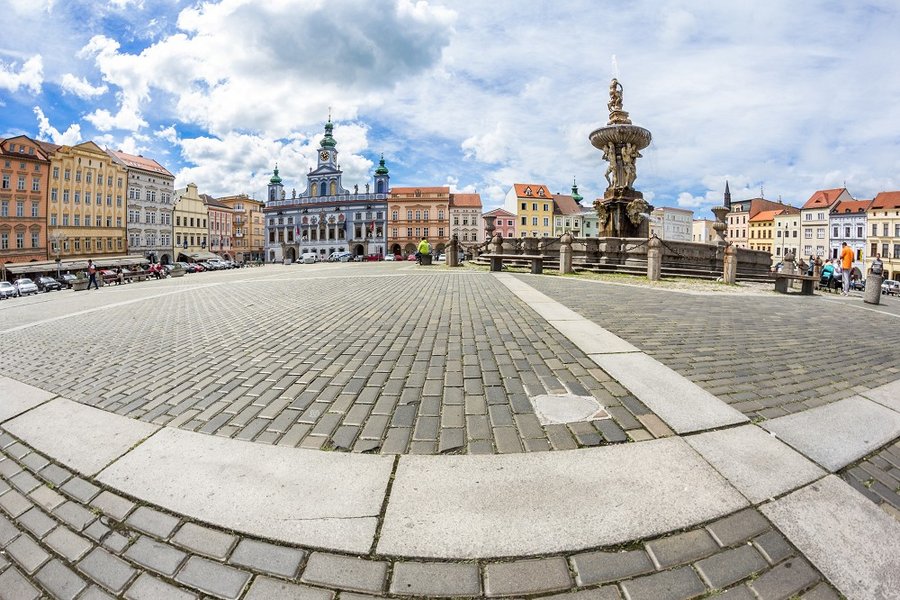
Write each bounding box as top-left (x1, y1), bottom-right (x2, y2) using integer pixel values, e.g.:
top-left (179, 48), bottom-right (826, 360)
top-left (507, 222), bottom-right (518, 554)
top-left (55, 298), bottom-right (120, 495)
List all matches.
top-left (0, 431), bottom-right (843, 599)
top-left (841, 439), bottom-right (900, 524)
top-left (521, 275), bottom-right (900, 421)
top-left (0, 264), bottom-right (668, 455)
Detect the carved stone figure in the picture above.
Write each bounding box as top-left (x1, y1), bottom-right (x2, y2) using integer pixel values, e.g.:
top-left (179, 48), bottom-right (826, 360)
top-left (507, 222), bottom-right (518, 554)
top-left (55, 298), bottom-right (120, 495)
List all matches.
top-left (365, 183), bottom-right (370, 193)
top-left (603, 142), bottom-right (618, 188)
top-left (626, 197), bottom-right (650, 226)
top-left (281, 189), bottom-right (286, 200)
top-left (620, 143), bottom-right (641, 188)
top-left (354, 184), bottom-right (358, 194)
top-left (608, 78), bottom-right (623, 113)
top-left (291, 188), bottom-right (296, 198)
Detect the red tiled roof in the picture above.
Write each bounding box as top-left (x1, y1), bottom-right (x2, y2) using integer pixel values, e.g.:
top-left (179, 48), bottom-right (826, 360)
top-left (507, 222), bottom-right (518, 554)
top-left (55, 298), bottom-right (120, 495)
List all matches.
top-left (749, 209), bottom-right (783, 222)
top-left (552, 194), bottom-right (583, 215)
top-left (36, 140), bottom-right (61, 154)
top-left (801, 188), bottom-right (846, 209)
top-left (450, 193), bottom-right (482, 208)
top-left (832, 199), bottom-right (872, 214)
top-left (390, 186), bottom-right (450, 195)
top-left (483, 208), bottom-right (515, 218)
top-left (110, 150), bottom-right (173, 177)
top-left (869, 191), bottom-right (900, 210)
top-left (513, 183), bottom-right (551, 198)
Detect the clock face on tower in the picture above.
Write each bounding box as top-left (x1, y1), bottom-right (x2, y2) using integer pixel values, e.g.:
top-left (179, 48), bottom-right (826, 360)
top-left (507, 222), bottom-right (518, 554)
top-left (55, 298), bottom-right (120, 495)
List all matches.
top-left (320, 151), bottom-right (329, 161)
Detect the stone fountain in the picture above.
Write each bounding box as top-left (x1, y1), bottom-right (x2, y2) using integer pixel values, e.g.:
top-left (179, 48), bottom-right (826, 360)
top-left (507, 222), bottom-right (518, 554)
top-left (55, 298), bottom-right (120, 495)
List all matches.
top-left (589, 79), bottom-right (653, 237)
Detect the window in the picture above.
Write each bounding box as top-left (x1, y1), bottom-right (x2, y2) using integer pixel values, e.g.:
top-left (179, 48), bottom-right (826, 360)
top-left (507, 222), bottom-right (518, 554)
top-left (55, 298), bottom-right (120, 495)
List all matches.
top-left (858, 226), bottom-right (864, 238)
top-left (75, 170), bottom-right (81, 183)
top-left (438, 209), bottom-right (444, 220)
top-left (52, 167), bottom-right (59, 179)
top-left (407, 228), bottom-right (412, 238)
top-left (438, 227), bottom-right (444, 237)
top-left (895, 245), bottom-right (900, 260)
top-left (392, 210), bottom-right (398, 220)
top-left (884, 224), bottom-right (889, 236)
top-left (16, 232), bottom-right (24, 249)
top-left (31, 231), bottom-right (39, 248)
top-left (0, 232), bottom-right (6, 249)
top-left (85, 192), bottom-right (91, 204)
top-left (415, 210), bottom-right (421, 220)
top-left (833, 227), bottom-right (839, 237)
top-left (532, 217), bottom-right (538, 226)
top-left (64, 169), bottom-right (70, 181)
top-left (86, 172), bottom-right (92, 184)
top-left (532, 203), bottom-right (537, 211)
top-left (74, 192), bottom-right (80, 204)
top-left (423, 227), bottom-right (429, 237)
top-left (16, 201), bottom-right (24, 217)
top-left (17, 175), bottom-right (26, 190)
top-left (32, 178), bottom-right (40, 192)
top-left (873, 224), bottom-right (877, 236)
top-left (816, 228), bottom-right (824, 239)
top-left (423, 210), bottom-right (429, 220)
top-left (50, 214), bottom-right (57, 226)
top-left (521, 202), bottom-right (526, 210)
top-left (407, 210), bottom-right (413, 220)
top-left (62, 214), bottom-right (69, 225)
top-left (543, 217), bottom-right (549, 226)
top-left (74, 215), bottom-right (80, 226)
top-left (543, 204), bottom-right (549, 212)
top-left (31, 202), bottom-right (38, 217)
top-left (1, 175), bottom-right (8, 189)
top-left (521, 216), bottom-right (526, 225)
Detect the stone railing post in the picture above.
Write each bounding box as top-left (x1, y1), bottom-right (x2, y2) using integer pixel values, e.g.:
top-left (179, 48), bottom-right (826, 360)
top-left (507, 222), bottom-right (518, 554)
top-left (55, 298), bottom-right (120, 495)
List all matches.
top-left (781, 251), bottom-right (795, 288)
top-left (490, 233), bottom-right (503, 255)
top-left (723, 244), bottom-right (737, 284)
top-left (813, 256), bottom-right (823, 281)
top-left (448, 234), bottom-right (460, 267)
top-left (647, 234), bottom-right (661, 281)
top-left (559, 232), bottom-right (574, 274)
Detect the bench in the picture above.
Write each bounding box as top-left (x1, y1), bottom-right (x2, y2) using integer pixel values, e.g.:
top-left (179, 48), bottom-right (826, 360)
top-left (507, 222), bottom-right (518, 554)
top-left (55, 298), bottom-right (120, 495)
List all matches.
top-left (774, 273), bottom-right (817, 295)
top-left (482, 253), bottom-right (544, 274)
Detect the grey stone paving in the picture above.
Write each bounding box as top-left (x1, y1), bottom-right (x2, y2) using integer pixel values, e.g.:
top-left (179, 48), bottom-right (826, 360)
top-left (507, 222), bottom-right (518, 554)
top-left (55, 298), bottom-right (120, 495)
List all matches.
top-left (0, 431), bottom-right (843, 598)
top-left (840, 438), bottom-right (900, 523)
top-left (0, 265), bottom-right (657, 454)
top-left (520, 275), bottom-right (900, 420)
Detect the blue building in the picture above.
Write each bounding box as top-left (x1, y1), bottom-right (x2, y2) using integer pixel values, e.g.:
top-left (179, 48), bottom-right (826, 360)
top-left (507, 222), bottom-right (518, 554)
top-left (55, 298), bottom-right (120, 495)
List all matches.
top-left (264, 119), bottom-right (390, 262)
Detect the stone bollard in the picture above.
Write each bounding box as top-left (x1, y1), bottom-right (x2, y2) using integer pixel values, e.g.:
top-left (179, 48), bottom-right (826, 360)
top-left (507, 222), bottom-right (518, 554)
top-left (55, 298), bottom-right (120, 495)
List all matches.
top-left (448, 235), bottom-right (460, 267)
top-left (782, 251), bottom-right (795, 288)
top-left (490, 232), bottom-right (503, 255)
top-left (559, 232), bottom-right (574, 274)
top-left (723, 244), bottom-right (737, 284)
top-left (813, 256), bottom-right (823, 282)
top-left (647, 234), bottom-right (661, 281)
top-left (864, 274), bottom-right (883, 305)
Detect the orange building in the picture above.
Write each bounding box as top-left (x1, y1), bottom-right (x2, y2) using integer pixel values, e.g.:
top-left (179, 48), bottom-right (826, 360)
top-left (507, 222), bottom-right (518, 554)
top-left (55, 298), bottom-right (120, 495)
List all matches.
top-left (1, 136), bottom-right (50, 270)
top-left (216, 194), bottom-right (265, 262)
top-left (388, 186), bottom-right (451, 256)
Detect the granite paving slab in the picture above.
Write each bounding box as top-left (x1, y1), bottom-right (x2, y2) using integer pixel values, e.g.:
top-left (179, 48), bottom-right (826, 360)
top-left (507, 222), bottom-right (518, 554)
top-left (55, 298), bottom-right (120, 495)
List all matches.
top-left (1, 398), bottom-right (159, 476)
top-left (377, 437), bottom-right (748, 558)
top-left (762, 396), bottom-right (900, 472)
top-left (685, 425), bottom-right (825, 503)
top-left (860, 378), bottom-right (900, 414)
top-left (97, 426), bottom-right (393, 553)
top-left (0, 377), bottom-right (55, 422)
top-left (591, 352), bottom-right (748, 433)
top-left (761, 475), bottom-right (900, 600)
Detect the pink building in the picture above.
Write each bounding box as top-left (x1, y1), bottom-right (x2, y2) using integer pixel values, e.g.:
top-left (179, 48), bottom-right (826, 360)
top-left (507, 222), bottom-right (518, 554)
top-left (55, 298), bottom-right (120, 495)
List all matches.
top-left (204, 197), bottom-right (234, 259)
top-left (483, 207), bottom-right (516, 238)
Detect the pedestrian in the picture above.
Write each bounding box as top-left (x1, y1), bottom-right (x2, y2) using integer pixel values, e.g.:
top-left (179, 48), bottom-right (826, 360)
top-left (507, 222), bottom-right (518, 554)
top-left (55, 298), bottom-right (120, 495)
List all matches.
top-left (840, 242), bottom-right (854, 295)
top-left (417, 237), bottom-right (431, 265)
top-left (869, 254), bottom-right (884, 277)
top-left (806, 255), bottom-right (815, 276)
top-left (820, 259), bottom-right (835, 290)
top-left (116, 267), bottom-right (124, 285)
top-left (832, 258), bottom-right (842, 293)
top-left (87, 259), bottom-right (99, 290)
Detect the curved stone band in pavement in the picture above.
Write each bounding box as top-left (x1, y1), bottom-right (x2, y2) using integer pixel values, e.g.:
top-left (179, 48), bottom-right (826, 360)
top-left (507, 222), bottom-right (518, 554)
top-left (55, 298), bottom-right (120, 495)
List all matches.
top-left (0, 430), bottom-right (846, 599)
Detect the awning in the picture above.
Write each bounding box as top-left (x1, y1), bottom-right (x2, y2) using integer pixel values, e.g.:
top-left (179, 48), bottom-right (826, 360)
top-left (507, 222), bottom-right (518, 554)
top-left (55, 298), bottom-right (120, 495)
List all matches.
top-left (2, 255), bottom-right (149, 275)
top-left (181, 251), bottom-right (222, 261)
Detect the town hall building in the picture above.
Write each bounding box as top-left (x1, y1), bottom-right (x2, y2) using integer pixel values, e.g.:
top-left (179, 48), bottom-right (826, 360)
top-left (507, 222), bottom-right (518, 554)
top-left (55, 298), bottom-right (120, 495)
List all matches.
top-left (264, 119), bottom-right (390, 262)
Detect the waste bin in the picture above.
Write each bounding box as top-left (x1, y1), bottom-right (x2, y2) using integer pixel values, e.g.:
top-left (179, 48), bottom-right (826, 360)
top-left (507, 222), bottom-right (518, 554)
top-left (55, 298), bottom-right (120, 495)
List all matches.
top-left (420, 254), bottom-right (433, 266)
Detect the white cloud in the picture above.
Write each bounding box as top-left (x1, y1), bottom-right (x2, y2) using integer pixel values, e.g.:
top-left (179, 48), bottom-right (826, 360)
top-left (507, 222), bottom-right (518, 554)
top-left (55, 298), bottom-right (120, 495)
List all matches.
top-left (0, 55), bottom-right (43, 94)
top-left (107, 0), bottom-right (144, 9)
top-left (154, 125), bottom-right (178, 143)
top-left (33, 106), bottom-right (81, 145)
top-left (60, 73), bottom-right (108, 98)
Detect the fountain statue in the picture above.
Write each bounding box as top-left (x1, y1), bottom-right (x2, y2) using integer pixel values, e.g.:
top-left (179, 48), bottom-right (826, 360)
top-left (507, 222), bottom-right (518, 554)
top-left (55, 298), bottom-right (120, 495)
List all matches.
top-left (589, 79), bottom-right (653, 237)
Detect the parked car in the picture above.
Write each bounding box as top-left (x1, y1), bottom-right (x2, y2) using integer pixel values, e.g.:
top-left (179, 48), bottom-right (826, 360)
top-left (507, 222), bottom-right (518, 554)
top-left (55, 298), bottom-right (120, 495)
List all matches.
top-left (850, 278), bottom-right (866, 291)
top-left (407, 254), bottom-right (417, 261)
top-left (882, 279), bottom-right (900, 295)
top-left (56, 273), bottom-right (77, 288)
top-left (437, 253), bottom-right (446, 262)
top-left (35, 276), bottom-right (62, 292)
top-left (301, 253), bottom-right (318, 264)
top-left (13, 278), bottom-right (38, 296)
top-left (384, 254), bottom-right (396, 261)
top-left (0, 281), bottom-right (16, 299)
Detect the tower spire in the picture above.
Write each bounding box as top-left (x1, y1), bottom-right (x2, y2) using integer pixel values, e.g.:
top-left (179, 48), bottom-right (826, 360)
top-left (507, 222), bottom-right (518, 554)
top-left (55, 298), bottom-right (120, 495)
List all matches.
top-left (723, 180), bottom-right (731, 209)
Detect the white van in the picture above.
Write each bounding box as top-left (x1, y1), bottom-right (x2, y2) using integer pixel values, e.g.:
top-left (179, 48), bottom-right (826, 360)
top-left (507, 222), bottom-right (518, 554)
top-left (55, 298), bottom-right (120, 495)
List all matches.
top-left (301, 253), bottom-right (318, 264)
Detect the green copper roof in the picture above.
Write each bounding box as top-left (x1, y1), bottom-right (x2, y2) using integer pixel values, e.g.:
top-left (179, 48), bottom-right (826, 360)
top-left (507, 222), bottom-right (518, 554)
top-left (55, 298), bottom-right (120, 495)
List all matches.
top-left (374, 154), bottom-right (389, 175)
top-left (320, 119), bottom-right (337, 148)
top-left (269, 164), bottom-right (282, 185)
top-left (571, 178), bottom-right (583, 203)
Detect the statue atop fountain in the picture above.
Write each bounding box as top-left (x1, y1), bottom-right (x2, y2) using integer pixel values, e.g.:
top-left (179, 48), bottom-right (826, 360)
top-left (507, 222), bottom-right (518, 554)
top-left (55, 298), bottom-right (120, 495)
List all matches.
top-left (590, 79), bottom-right (653, 237)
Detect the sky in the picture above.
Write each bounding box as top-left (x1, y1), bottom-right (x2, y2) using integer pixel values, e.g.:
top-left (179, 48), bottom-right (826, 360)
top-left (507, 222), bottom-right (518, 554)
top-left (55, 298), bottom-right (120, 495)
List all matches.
top-left (2, 0), bottom-right (899, 217)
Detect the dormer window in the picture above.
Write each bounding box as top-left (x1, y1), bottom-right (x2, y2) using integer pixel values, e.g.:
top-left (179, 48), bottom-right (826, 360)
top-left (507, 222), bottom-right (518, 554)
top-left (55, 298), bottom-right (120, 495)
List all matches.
top-left (524, 187), bottom-right (532, 196)
top-left (538, 188), bottom-right (545, 197)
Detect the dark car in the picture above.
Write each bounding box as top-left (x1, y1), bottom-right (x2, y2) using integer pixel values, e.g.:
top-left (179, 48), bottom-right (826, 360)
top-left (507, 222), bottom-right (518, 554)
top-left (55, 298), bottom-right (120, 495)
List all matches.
top-left (35, 276), bottom-right (62, 292)
top-left (56, 273), bottom-right (78, 288)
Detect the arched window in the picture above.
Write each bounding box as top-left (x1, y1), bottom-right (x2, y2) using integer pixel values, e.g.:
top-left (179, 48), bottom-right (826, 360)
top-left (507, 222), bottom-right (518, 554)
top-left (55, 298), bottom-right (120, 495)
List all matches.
top-left (319, 182), bottom-right (327, 197)
top-left (377, 181), bottom-right (384, 194)
top-left (330, 181), bottom-right (336, 195)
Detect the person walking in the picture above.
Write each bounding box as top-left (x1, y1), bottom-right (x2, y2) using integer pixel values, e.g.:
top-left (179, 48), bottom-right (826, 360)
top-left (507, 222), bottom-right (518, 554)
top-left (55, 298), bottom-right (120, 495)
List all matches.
top-left (87, 259), bottom-right (99, 290)
top-left (840, 242), bottom-right (854, 295)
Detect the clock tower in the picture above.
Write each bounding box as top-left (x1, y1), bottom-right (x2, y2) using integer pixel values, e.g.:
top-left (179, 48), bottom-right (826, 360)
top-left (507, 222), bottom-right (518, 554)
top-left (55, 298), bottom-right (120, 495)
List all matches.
top-left (317, 117), bottom-right (338, 169)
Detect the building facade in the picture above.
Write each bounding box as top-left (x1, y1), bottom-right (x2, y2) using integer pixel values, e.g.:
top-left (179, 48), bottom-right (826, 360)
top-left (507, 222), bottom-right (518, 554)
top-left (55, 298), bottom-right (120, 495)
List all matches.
top-left (799, 188), bottom-right (852, 261)
top-left (692, 219), bottom-right (716, 243)
top-left (867, 191), bottom-right (900, 279)
top-left (217, 194), bottom-right (265, 262)
top-left (388, 186), bottom-right (450, 256)
top-left (173, 183), bottom-right (209, 262)
top-left (205, 198), bottom-right (234, 260)
top-left (773, 209), bottom-right (802, 262)
top-left (449, 193), bottom-right (483, 245)
top-left (553, 184), bottom-right (586, 236)
top-left (829, 199), bottom-right (870, 270)
top-left (650, 206), bottom-right (693, 241)
top-left (109, 150), bottom-right (174, 264)
top-left (504, 183), bottom-right (553, 238)
top-left (265, 120), bottom-right (390, 262)
top-left (482, 208), bottom-right (516, 238)
top-left (580, 208), bottom-right (599, 238)
top-left (726, 197), bottom-right (788, 249)
top-left (42, 141), bottom-right (127, 261)
top-left (1, 136), bottom-right (50, 268)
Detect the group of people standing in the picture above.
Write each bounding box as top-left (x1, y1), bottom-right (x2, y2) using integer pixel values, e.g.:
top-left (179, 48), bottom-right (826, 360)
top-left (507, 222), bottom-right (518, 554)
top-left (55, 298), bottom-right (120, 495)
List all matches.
top-left (800, 242), bottom-right (860, 296)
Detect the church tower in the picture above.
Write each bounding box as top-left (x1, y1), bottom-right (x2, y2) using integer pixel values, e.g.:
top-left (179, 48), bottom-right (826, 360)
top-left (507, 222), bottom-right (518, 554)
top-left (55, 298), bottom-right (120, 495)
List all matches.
top-left (267, 164), bottom-right (284, 204)
top-left (373, 154), bottom-right (390, 195)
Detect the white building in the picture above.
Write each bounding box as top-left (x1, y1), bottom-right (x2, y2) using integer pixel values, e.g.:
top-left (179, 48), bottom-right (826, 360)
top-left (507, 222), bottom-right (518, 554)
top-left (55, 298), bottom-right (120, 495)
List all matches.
top-left (829, 199), bottom-right (871, 270)
top-left (650, 206), bottom-right (693, 241)
top-left (449, 193), bottom-right (483, 244)
top-left (692, 219), bottom-right (716, 243)
top-left (773, 209), bottom-right (802, 262)
top-left (109, 150), bottom-right (174, 264)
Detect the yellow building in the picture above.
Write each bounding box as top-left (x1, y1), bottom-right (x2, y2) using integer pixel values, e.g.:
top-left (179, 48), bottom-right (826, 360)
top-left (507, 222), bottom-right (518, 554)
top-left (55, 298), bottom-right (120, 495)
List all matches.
top-left (867, 191), bottom-right (900, 280)
top-left (173, 183), bottom-right (210, 262)
top-left (748, 209), bottom-right (779, 256)
top-left (504, 183), bottom-right (553, 238)
top-left (216, 194), bottom-right (265, 262)
top-left (41, 141), bottom-right (127, 260)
